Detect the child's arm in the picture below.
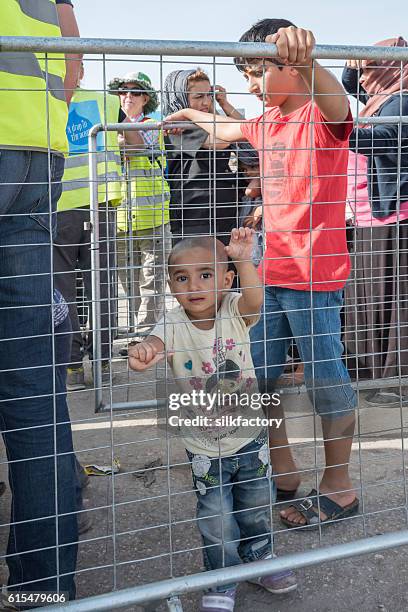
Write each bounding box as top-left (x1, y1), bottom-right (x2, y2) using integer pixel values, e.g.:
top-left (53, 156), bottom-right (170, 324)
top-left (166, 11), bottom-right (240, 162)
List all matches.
top-left (165, 108), bottom-right (245, 143)
top-left (225, 227), bottom-right (263, 322)
top-left (267, 27), bottom-right (349, 127)
top-left (128, 336), bottom-right (166, 372)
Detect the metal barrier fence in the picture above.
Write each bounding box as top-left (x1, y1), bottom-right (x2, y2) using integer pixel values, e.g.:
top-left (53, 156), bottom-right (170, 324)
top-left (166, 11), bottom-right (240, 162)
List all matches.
top-left (1, 35), bottom-right (408, 612)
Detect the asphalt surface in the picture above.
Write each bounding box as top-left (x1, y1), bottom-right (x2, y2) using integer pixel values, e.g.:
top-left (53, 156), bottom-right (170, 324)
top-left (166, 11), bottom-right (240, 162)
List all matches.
top-left (0, 346), bottom-right (407, 612)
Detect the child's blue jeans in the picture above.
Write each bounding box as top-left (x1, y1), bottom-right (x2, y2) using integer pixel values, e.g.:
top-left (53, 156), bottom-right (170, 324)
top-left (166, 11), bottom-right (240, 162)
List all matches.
top-left (187, 432), bottom-right (275, 593)
top-left (250, 286), bottom-right (356, 420)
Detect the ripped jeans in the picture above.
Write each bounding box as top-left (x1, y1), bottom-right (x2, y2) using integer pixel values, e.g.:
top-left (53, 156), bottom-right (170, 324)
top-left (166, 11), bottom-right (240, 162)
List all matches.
top-left (187, 432), bottom-right (275, 593)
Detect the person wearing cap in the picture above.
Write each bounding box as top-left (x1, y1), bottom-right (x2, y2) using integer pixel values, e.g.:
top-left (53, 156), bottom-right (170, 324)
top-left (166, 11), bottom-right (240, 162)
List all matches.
top-left (109, 72), bottom-right (171, 350)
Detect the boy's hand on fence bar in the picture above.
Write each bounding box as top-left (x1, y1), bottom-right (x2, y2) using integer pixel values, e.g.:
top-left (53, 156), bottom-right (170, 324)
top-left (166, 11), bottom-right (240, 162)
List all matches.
top-left (225, 227), bottom-right (255, 263)
top-left (128, 340), bottom-right (167, 371)
top-left (266, 26), bottom-right (315, 66)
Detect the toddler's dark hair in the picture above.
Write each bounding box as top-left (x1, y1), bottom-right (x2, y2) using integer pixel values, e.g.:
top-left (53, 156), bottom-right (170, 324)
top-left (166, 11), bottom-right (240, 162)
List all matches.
top-left (234, 18), bottom-right (296, 73)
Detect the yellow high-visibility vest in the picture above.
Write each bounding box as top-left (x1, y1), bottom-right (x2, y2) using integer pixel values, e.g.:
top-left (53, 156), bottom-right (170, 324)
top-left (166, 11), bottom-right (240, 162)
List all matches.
top-left (117, 119), bottom-right (170, 232)
top-left (58, 88), bottom-right (122, 210)
top-left (0, 0), bottom-right (68, 153)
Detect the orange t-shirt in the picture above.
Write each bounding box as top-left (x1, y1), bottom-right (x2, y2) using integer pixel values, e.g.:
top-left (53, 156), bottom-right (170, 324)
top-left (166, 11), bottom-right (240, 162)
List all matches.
top-left (241, 102), bottom-right (353, 291)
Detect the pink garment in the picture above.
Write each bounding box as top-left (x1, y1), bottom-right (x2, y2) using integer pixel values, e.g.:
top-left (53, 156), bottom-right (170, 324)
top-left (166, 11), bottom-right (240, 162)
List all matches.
top-left (347, 151), bottom-right (408, 226)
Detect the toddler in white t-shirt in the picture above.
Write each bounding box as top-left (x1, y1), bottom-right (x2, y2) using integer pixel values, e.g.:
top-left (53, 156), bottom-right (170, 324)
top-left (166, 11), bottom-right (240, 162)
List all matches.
top-left (129, 228), bottom-right (297, 611)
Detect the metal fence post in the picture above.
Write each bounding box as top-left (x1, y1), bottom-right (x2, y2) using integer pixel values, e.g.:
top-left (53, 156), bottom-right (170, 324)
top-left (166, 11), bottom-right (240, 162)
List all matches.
top-left (89, 124), bottom-right (103, 411)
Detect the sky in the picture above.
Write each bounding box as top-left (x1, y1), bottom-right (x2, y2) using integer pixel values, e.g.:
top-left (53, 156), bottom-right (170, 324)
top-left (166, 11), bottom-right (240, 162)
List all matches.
top-left (73, 0), bottom-right (408, 118)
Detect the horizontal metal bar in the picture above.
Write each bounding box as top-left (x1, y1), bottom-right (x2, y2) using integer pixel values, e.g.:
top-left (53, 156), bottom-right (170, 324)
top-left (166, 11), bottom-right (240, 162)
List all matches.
top-left (90, 117), bottom-right (408, 140)
top-left (40, 530), bottom-right (408, 611)
top-left (359, 116), bottom-right (408, 125)
top-left (2, 37), bottom-right (408, 61)
top-left (89, 122), bottom-right (189, 136)
top-left (94, 375), bottom-right (408, 414)
top-left (96, 399), bottom-right (165, 413)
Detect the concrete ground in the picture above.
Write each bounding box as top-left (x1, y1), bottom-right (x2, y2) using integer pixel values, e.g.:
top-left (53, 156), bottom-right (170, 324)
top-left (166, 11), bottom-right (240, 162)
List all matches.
top-left (1, 341), bottom-right (408, 612)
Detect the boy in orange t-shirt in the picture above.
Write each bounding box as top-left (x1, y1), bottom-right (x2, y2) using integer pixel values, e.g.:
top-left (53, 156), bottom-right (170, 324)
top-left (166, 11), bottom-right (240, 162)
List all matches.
top-left (165, 19), bottom-right (359, 532)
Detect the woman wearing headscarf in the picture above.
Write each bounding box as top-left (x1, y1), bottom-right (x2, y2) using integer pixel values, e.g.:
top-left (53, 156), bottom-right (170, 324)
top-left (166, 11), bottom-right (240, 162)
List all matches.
top-left (163, 68), bottom-right (243, 244)
top-left (342, 37), bottom-right (408, 404)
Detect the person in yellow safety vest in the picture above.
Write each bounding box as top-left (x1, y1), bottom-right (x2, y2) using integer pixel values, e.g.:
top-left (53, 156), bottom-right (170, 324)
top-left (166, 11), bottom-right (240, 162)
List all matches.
top-left (0, 0), bottom-right (80, 601)
top-left (54, 62), bottom-right (122, 391)
top-left (109, 72), bottom-right (172, 356)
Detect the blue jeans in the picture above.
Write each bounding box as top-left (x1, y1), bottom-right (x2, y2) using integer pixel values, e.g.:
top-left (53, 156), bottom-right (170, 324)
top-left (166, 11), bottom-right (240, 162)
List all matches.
top-left (0, 150), bottom-right (78, 598)
top-left (187, 433), bottom-right (275, 593)
top-left (250, 286), bottom-right (356, 420)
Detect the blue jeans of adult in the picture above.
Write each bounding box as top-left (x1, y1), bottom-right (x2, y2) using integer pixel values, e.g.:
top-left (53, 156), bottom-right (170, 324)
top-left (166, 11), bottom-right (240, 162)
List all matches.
top-left (250, 286), bottom-right (356, 419)
top-left (187, 433), bottom-right (275, 593)
top-left (0, 150), bottom-right (78, 598)
top-left (55, 315), bottom-right (83, 516)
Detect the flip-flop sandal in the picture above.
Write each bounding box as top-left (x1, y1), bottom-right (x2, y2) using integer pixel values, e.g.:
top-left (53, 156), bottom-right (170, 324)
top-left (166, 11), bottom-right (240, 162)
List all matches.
top-left (276, 487), bottom-right (298, 502)
top-left (280, 488), bottom-right (359, 529)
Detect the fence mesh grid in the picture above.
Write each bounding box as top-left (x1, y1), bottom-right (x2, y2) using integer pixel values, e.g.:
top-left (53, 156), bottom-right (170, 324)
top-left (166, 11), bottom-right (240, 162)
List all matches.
top-left (1, 38), bottom-right (408, 611)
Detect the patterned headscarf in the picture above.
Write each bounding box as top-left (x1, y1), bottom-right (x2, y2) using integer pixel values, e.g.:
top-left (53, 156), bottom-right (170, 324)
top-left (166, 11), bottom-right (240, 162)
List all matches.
top-left (359, 36), bottom-right (408, 118)
top-left (162, 69), bottom-right (197, 115)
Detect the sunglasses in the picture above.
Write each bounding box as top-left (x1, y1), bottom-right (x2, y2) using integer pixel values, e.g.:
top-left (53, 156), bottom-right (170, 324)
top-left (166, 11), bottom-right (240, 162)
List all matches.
top-left (118, 89), bottom-right (144, 97)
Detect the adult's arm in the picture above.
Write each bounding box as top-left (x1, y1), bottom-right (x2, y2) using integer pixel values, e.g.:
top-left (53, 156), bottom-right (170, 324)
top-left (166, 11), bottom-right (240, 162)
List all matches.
top-left (350, 95), bottom-right (408, 156)
top-left (56, 2), bottom-right (82, 105)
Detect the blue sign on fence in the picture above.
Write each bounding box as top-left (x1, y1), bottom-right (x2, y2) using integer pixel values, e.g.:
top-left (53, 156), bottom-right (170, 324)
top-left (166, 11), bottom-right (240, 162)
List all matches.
top-left (66, 100), bottom-right (104, 154)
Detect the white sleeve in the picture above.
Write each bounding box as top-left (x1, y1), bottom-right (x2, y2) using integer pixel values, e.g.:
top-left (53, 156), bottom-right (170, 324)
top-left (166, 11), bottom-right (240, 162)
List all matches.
top-left (150, 312), bottom-right (175, 349)
top-left (224, 291), bottom-right (261, 330)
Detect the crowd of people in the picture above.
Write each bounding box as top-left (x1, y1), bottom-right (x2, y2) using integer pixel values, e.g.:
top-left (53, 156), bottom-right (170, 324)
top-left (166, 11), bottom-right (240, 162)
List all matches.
top-left (1, 1), bottom-right (408, 609)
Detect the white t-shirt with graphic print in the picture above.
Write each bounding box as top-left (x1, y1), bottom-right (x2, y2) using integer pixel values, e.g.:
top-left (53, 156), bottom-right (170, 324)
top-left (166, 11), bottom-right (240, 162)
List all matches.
top-left (151, 291), bottom-right (262, 457)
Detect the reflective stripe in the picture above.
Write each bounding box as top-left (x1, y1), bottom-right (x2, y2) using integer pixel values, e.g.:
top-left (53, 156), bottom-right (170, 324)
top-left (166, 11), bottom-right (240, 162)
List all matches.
top-left (129, 166), bottom-right (165, 179)
top-left (0, 52), bottom-right (65, 102)
top-left (129, 192), bottom-right (170, 207)
top-left (64, 151), bottom-right (121, 170)
top-left (61, 171), bottom-right (122, 192)
top-left (17, 0), bottom-right (59, 26)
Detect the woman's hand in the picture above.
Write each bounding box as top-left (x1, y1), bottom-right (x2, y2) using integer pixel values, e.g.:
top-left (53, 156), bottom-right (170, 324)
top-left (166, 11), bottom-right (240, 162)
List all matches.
top-left (346, 59), bottom-right (368, 70)
top-left (213, 85), bottom-right (243, 120)
top-left (163, 110), bottom-right (190, 135)
top-left (214, 85), bottom-right (228, 106)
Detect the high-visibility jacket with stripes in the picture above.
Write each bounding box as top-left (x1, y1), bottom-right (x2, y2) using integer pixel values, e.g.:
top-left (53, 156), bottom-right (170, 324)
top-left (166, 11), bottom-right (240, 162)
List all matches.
top-left (117, 120), bottom-right (170, 232)
top-left (0, 0), bottom-right (68, 153)
top-left (58, 88), bottom-right (122, 210)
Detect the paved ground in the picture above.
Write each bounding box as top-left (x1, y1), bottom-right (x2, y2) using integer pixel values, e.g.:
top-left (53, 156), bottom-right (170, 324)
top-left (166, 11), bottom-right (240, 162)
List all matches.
top-left (1, 341), bottom-right (408, 612)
